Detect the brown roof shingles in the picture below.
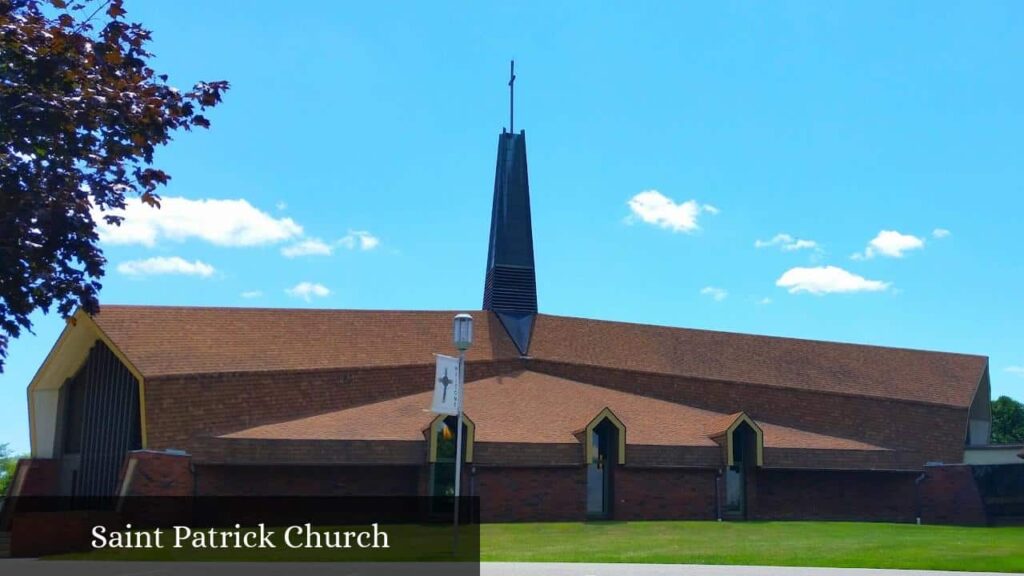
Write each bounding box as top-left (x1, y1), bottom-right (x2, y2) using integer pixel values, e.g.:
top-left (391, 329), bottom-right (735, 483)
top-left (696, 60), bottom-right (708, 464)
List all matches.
top-left (91, 306), bottom-right (520, 377)
top-left (530, 313), bottom-right (988, 407)
top-left (88, 305), bottom-right (988, 408)
top-left (223, 371), bottom-right (885, 452)
top-left (703, 412), bottom-right (744, 439)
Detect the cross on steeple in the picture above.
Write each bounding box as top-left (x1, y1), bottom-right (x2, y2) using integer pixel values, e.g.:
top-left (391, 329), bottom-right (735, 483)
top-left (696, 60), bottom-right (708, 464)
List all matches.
top-left (508, 60), bottom-right (516, 133)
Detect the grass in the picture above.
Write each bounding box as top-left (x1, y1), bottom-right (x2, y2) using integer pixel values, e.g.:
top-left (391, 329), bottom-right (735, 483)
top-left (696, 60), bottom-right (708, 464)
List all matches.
top-left (481, 521), bottom-right (1024, 572)
top-left (55, 521), bottom-right (1024, 572)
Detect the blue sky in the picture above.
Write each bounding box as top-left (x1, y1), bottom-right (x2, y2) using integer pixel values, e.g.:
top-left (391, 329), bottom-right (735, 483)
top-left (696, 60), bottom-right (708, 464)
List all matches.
top-left (2, 1), bottom-right (1023, 454)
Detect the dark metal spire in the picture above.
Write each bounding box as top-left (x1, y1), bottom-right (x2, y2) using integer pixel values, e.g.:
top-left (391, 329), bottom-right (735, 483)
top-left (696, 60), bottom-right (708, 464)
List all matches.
top-left (484, 61), bottom-right (536, 356)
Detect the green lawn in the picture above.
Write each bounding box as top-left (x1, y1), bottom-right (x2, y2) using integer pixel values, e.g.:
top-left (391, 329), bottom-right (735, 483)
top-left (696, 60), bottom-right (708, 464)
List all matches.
top-left (481, 521), bottom-right (1024, 572)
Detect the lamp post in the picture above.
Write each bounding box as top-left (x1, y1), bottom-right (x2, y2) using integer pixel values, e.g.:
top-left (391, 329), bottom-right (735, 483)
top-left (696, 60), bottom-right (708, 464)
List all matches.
top-left (451, 313), bottom-right (473, 551)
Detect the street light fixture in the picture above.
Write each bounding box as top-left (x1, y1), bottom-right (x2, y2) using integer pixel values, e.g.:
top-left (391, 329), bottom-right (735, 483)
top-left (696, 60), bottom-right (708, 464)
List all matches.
top-left (453, 313), bottom-right (473, 351)
top-left (451, 313), bottom-right (472, 550)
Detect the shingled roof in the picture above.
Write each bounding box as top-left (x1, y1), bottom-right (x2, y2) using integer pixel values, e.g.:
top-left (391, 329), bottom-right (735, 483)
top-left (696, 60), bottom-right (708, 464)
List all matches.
top-left (87, 305), bottom-right (987, 408)
top-left (223, 370), bottom-right (884, 452)
top-left (90, 306), bottom-right (519, 376)
top-left (530, 314), bottom-right (987, 407)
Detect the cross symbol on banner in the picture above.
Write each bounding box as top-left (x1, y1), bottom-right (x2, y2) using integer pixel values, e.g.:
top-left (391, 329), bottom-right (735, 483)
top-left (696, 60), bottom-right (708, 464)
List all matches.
top-left (438, 368), bottom-right (453, 402)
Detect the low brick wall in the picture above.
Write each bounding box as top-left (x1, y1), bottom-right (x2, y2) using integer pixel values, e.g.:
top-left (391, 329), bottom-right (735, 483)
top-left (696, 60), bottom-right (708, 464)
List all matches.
top-left (118, 450), bottom-right (194, 497)
top-left (10, 510), bottom-right (119, 558)
top-left (8, 458), bottom-right (59, 497)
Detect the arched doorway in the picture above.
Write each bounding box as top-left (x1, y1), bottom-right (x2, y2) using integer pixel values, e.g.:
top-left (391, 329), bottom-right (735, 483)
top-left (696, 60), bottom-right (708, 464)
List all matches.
top-left (724, 421), bottom-right (760, 518)
top-left (584, 409), bottom-right (626, 520)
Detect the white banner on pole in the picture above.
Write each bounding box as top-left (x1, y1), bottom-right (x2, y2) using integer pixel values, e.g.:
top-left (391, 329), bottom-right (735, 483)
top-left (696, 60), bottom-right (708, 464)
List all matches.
top-left (431, 354), bottom-right (460, 415)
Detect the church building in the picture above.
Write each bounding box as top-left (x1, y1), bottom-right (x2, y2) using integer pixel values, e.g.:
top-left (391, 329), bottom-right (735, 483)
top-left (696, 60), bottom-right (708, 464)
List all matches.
top-left (12, 111), bottom-right (994, 524)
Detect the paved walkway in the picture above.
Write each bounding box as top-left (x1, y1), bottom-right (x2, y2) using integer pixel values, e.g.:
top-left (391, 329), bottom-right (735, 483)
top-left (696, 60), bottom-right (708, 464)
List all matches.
top-left (0, 560), bottom-right (1012, 576)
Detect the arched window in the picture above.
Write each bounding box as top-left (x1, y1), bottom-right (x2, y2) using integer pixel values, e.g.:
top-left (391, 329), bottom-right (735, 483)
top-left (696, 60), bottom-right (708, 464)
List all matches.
top-left (426, 414), bottom-right (474, 499)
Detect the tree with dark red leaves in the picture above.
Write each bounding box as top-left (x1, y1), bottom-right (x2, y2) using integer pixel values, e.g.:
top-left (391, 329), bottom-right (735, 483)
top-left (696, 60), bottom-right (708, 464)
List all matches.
top-left (0, 0), bottom-right (229, 371)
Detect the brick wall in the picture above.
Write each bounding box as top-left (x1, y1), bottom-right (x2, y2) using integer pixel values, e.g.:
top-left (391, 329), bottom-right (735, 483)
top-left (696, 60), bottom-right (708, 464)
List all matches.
top-left (749, 469), bottom-right (918, 521)
top-left (144, 360), bottom-right (524, 451)
top-left (614, 467), bottom-right (717, 520)
top-left (143, 358), bottom-right (966, 470)
top-left (0, 458), bottom-right (59, 531)
top-left (194, 464), bottom-right (421, 496)
top-left (6, 458), bottom-right (58, 497)
top-left (919, 465), bottom-right (988, 525)
top-left (118, 451), bottom-right (194, 497)
top-left (530, 360), bottom-right (966, 465)
top-left (474, 466), bottom-right (585, 522)
top-left (192, 437), bottom-right (426, 465)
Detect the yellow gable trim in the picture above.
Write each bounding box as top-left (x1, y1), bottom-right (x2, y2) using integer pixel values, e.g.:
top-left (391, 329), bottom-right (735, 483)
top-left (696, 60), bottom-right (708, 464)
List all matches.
top-left (427, 413), bottom-right (475, 463)
top-left (27, 309), bottom-right (149, 454)
top-left (584, 407), bottom-right (627, 465)
top-left (723, 412), bottom-right (764, 467)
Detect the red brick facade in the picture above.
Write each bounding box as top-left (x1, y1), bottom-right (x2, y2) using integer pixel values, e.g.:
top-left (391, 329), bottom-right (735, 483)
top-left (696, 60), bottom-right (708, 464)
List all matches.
top-left (22, 337), bottom-right (990, 525)
top-left (747, 469), bottom-right (918, 521)
top-left (118, 451), bottom-right (194, 497)
top-left (529, 360), bottom-right (967, 465)
top-left (7, 458), bottom-right (58, 497)
top-left (142, 358), bottom-right (966, 471)
top-left (194, 464), bottom-right (421, 496)
top-left (919, 465), bottom-right (988, 526)
top-left (143, 360), bottom-right (525, 451)
top-left (614, 467), bottom-right (717, 521)
top-left (124, 461), bottom-right (926, 523)
top-left (475, 466), bottom-right (585, 522)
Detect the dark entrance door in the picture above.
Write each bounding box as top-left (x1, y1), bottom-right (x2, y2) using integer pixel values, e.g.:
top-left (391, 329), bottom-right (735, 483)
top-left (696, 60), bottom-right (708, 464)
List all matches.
top-left (586, 420), bottom-right (617, 519)
top-left (724, 422), bottom-right (756, 519)
top-left (724, 465), bottom-right (745, 517)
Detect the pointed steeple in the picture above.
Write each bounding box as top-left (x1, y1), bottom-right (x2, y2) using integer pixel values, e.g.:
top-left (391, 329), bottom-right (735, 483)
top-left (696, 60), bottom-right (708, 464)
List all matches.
top-left (483, 61), bottom-right (537, 355)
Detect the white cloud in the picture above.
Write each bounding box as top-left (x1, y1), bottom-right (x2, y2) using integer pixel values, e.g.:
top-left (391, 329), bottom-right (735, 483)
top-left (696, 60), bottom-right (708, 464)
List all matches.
top-left (281, 238), bottom-right (333, 258)
top-left (240, 290), bottom-right (263, 299)
top-left (700, 286), bottom-right (728, 302)
top-left (754, 233), bottom-right (819, 252)
top-left (932, 228), bottom-right (951, 239)
top-left (852, 230), bottom-right (925, 260)
top-left (1005, 366), bottom-right (1024, 378)
top-left (339, 230), bottom-right (380, 251)
top-left (776, 266), bottom-right (890, 295)
top-left (626, 190), bottom-right (717, 233)
top-left (286, 281), bottom-right (331, 302)
top-left (276, 201), bottom-right (287, 211)
top-left (117, 256), bottom-right (215, 278)
top-left (759, 297), bottom-right (773, 305)
top-left (95, 196), bottom-right (303, 247)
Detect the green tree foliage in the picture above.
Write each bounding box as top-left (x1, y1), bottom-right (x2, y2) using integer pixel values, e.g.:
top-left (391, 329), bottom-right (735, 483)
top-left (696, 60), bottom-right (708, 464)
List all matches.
top-left (0, 0), bottom-right (229, 371)
top-left (991, 395), bottom-right (1024, 444)
top-left (0, 442), bottom-right (22, 495)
